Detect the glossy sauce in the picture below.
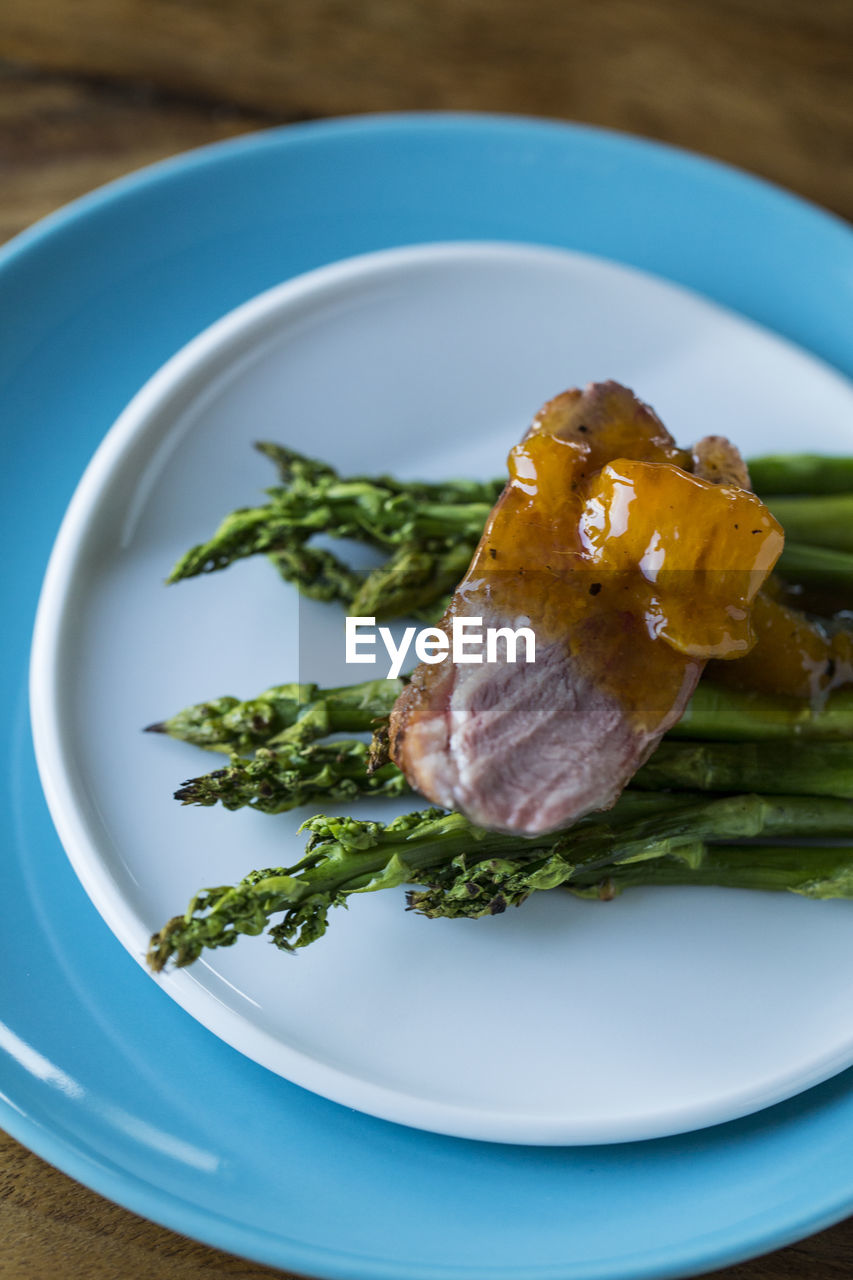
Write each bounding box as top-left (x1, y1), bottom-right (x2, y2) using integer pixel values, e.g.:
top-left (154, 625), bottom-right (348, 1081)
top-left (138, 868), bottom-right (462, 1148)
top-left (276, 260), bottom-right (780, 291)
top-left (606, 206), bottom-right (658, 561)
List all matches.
top-left (706, 593), bottom-right (853, 700)
top-left (454, 419), bottom-right (783, 731)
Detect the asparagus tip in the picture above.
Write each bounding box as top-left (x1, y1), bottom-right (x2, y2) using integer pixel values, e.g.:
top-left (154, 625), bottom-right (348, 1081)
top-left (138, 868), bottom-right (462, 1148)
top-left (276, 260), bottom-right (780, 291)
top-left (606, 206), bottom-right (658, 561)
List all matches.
top-left (367, 723), bottom-right (392, 775)
top-left (147, 918), bottom-right (181, 972)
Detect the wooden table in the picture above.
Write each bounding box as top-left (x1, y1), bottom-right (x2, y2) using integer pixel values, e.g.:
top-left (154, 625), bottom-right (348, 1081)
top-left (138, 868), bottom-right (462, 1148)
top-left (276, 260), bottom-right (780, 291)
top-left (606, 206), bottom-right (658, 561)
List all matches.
top-left (2, 2), bottom-right (852, 1275)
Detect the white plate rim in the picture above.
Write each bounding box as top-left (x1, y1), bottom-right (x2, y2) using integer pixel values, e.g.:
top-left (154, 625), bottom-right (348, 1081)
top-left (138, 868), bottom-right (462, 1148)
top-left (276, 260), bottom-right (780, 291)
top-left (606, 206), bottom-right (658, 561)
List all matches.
top-left (29, 237), bottom-right (853, 1146)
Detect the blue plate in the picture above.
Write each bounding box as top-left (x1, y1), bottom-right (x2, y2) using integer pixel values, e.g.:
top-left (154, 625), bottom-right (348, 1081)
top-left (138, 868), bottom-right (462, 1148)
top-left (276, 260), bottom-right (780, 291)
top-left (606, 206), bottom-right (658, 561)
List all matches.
top-left (4, 113), bottom-right (853, 1279)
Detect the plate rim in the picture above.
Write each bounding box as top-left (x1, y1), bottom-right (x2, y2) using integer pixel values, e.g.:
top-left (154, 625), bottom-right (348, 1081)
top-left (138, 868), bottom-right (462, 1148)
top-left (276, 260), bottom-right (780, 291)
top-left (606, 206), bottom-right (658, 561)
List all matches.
top-left (28, 235), bottom-right (853, 1149)
top-left (6, 110), bottom-right (853, 271)
top-left (4, 110), bottom-right (853, 1279)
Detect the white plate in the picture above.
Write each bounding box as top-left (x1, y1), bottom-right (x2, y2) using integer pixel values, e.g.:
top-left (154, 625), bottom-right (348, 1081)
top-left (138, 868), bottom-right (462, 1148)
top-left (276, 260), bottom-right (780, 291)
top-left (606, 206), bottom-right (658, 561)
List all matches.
top-left (30, 240), bottom-right (853, 1146)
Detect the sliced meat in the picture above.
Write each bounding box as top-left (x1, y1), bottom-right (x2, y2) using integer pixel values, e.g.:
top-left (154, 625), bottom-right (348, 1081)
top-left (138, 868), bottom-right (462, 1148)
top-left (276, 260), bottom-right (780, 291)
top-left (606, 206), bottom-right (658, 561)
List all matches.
top-left (389, 382), bottom-right (783, 836)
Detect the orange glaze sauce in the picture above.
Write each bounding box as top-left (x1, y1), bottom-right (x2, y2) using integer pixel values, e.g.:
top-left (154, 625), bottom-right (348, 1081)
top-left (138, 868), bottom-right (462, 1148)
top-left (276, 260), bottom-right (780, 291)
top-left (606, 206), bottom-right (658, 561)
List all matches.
top-left (578, 460), bottom-right (783, 658)
top-left (454, 423), bottom-right (784, 733)
top-left (706, 593), bottom-right (853, 700)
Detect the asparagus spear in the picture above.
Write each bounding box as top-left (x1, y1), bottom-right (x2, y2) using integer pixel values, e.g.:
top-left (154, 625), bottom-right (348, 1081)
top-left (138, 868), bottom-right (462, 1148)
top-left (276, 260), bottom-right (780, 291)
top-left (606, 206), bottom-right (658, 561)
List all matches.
top-left (173, 734), bottom-right (853, 815)
top-left (151, 678), bottom-right (853, 761)
top-left (168, 474), bottom-right (495, 577)
top-left (766, 495), bottom-right (853, 553)
top-left (174, 742), bottom-right (408, 812)
top-left (148, 793), bottom-right (853, 969)
top-left (669, 684), bottom-right (853, 741)
top-left (147, 796), bottom-right (693, 969)
top-left (148, 807), bottom-right (520, 968)
top-left (632, 739), bottom-right (853, 799)
top-left (146, 678), bottom-right (403, 753)
top-left (407, 794), bottom-right (853, 918)
top-left (775, 542), bottom-right (853, 592)
top-left (569, 843), bottom-right (853, 900)
top-left (167, 444), bottom-right (501, 618)
top-left (748, 454), bottom-right (853, 496)
top-left (153, 680), bottom-right (853, 819)
top-left (255, 442), bottom-right (504, 508)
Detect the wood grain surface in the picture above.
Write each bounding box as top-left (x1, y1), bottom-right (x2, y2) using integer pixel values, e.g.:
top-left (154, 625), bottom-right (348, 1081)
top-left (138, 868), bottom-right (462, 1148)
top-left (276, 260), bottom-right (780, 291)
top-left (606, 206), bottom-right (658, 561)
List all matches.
top-left (2, 1), bottom-right (852, 1276)
top-left (2, 0), bottom-right (853, 221)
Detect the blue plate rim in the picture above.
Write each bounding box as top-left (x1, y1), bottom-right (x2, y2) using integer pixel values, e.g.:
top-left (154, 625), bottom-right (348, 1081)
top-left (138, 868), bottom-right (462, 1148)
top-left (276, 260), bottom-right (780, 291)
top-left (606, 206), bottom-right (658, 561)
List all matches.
top-left (4, 110), bottom-right (853, 281)
top-left (3, 110), bottom-right (853, 1279)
